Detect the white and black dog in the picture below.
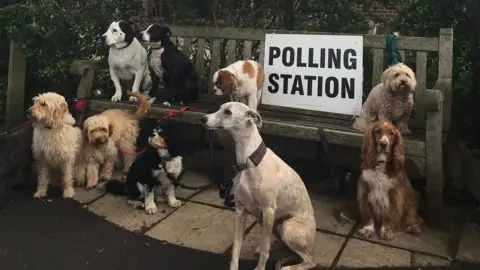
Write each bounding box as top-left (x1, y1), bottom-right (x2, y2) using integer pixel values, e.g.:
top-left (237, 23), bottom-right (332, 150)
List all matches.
top-left (139, 24), bottom-right (199, 106)
top-left (104, 125), bottom-right (184, 214)
top-left (102, 20), bottom-right (153, 102)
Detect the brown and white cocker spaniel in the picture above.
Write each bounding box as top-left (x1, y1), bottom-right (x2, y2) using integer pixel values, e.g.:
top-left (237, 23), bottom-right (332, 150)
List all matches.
top-left (357, 121), bottom-right (422, 240)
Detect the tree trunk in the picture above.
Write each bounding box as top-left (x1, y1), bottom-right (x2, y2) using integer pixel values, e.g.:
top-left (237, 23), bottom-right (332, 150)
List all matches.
top-left (283, 0), bottom-right (294, 30)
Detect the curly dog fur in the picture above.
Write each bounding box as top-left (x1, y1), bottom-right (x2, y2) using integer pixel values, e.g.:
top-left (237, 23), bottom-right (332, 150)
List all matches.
top-left (76, 91), bottom-right (151, 188)
top-left (353, 63), bottom-right (417, 135)
top-left (28, 92), bottom-right (83, 199)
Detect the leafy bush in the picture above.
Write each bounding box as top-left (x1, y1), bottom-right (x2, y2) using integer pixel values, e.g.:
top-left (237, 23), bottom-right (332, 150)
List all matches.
top-left (0, 0), bottom-right (139, 123)
top-left (391, 0), bottom-right (473, 139)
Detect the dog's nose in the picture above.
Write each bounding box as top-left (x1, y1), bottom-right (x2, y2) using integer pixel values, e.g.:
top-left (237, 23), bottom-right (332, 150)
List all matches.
top-left (400, 79), bottom-right (406, 84)
top-left (201, 116), bottom-right (208, 125)
top-left (379, 141), bottom-right (388, 149)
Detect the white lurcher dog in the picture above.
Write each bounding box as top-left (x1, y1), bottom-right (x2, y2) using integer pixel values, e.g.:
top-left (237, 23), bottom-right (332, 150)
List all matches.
top-left (201, 102), bottom-right (317, 270)
top-left (102, 20), bottom-right (152, 102)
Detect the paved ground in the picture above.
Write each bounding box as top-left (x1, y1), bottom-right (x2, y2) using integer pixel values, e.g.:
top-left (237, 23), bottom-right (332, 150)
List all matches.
top-left (1, 166), bottom-right (480, 269)
top-left (74, 168), bottom-right (479, 268)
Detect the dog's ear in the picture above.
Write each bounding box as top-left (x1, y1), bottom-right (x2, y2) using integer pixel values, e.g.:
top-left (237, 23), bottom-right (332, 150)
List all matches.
top-left (361, 124), bottom-right (377, 169)
top-left (118, 20), bottom-right (135, 44)
top-left (380, 66), bottom-right (391, 87)
top-left (163, 26), bottom-right (172, 37)
top-left (51, 102), bottom-right (67, 128)
top-left (391, 127), bottom-right (405, 171)
top-left (108, 122), bottom-right (114, 137)
top-left (246, 109), bottom-right (262, 128)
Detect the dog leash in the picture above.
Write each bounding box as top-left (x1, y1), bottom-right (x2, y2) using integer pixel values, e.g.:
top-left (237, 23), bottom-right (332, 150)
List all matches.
top-left (0, 97), bottom-right (89, 137)
top-left (317, 127), bottom-right (343, 191)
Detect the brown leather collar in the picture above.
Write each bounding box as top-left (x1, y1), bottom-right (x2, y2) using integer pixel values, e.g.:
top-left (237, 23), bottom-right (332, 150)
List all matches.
top-left (234, 141), bottom-right (267, 172)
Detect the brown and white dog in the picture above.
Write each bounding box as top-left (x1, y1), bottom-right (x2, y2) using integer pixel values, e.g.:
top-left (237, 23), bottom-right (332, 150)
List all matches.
top-left (212, 60), bottom-right (264, 112)
top-left (357, 121), bottom-right (422, 240)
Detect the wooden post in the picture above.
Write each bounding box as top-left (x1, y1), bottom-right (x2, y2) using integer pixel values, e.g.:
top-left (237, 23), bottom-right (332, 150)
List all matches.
top-left (437, 28), bottom-right (453, 133)
top-left (6, 40), bottom-right (26, 130)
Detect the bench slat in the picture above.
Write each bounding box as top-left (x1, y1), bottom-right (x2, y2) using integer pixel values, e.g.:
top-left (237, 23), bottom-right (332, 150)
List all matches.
top-left (87, 99), bottom-right (426, 162)
top-left (372, 49), bottom-right (384, 86)
top-left (243, 40), bottom-right (252, 59)
top-left (399, 50), bottom-right (406, 63)
top-left (196, 38), bottom-right (206, 82)
top-left (411, 51), bottom-right (428, 128)
top-left (227, 39), bottom-right (236, 65)
top-left (182, 37), bottom-right (191, 58)
top-left (208, 39), bottom-right (221, 94)
top-left (259, 40), bottom-right (265, 64)
top-left (169, 26), bottom-right (440, 51)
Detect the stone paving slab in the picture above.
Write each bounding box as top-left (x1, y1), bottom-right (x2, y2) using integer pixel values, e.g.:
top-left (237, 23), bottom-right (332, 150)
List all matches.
top-left (457, 222), bottom-right (480, 263)
top-left (88, 194), bottom-right (176, 232)
top-left (175, 171), bottom-right (212, 200)
top-left (240, 224), bottom-right (345, 267)
top-left (192, 188), bottom-right (356, 236)
top-left (338, 238), bottom-right (411, 267)
top-left (74, 187), bottom-right (105, 204)
top-left (190, 188), bottom-right (230, 208)
top-left (309, 192), bottom-right (355, 235)
top-left (146, 202), bottom-right (255, 254)
top-left (352, 226), bottom-right (451, 258)
top-left (411, 252), bottom-right (451, 267)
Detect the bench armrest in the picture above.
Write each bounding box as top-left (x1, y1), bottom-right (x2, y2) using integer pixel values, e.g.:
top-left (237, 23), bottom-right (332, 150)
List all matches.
top-left (424, 89), bottom-right (444, 111)
top-left (70, 59), bottom-right (108, 75)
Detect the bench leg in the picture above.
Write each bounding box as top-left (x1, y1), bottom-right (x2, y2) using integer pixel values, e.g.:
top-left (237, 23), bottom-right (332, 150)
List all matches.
top-left (425, 108), bottom-right (444, 228)
top-left (215, 130), bottom-right (236, 206)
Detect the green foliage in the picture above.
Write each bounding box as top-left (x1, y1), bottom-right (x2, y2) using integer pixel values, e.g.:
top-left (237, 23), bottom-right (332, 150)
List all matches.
top-left (391, 0), bottom-right (473, 138)
top-left (0, 0), bottom-right (138, 119)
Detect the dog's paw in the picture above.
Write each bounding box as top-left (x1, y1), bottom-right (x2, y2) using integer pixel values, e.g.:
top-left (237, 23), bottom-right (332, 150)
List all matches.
top-left (127, 200), bottom-right (145, 209)
top-left (357, 225), bottom-right (375, 238)
top-left (111, 93), bottom-right (122, 102)
top-left (86, 179), bottom-right (98, 189)
top-left (62, 187), bottom-right (76, 199)
top-left (380, 226), bottom-right (395, 240)
top-left (145, 204), bottom-right (158, 215)
top-left (162, 101), bottom-right (171, 106)
top-left (168, 198), bottom-right (183, 208)
top-left (405, 225), bottom-right (421, 234)
top-left (129, 95), bottom-right (138, 102)
top-left (33, 189), bottom-right (47, 199)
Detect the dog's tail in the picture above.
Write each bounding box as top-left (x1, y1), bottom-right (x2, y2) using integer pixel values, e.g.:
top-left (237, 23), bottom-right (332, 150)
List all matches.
top-left (127, 90), bottom-right (151, 118)
top-left (352, 117), bottom-right (369, 133)
top-left (104, 180), bottom-right (128, 196)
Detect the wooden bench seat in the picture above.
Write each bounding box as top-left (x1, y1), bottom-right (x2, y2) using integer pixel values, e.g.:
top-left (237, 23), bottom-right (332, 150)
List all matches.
top-left (70, 26), bottom-right (453, 227)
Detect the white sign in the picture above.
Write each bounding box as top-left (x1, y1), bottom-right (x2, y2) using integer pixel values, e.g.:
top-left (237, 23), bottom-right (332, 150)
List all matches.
top-left (262, 34), bottom-right (363, 116)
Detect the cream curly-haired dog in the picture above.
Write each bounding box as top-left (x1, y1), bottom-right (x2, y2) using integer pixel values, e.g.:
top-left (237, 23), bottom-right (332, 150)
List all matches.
top-left (27, 92), bottom-right (82, 199)
top-left (353, 63), bottom-right (417, 135)
top-left (76, 91), bottom-right (151, 188)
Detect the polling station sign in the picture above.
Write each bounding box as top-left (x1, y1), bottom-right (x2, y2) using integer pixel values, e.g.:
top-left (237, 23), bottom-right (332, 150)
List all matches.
top-left (262, 34), bottom-right (363, 116)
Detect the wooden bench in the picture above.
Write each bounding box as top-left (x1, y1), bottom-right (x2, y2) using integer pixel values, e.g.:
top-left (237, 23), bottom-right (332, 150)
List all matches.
top-left (70, 26), bottom-right (453, 226)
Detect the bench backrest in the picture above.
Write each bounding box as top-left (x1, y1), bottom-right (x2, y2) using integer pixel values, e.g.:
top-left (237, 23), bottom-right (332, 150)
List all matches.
top-left (165, 26), bottom-right (453, 131)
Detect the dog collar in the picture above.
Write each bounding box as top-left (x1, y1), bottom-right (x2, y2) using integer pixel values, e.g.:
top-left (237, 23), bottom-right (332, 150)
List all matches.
top-left (234, 141), bottom-right (267, 172)
top-left (116, 39), bottom-right (134, 50)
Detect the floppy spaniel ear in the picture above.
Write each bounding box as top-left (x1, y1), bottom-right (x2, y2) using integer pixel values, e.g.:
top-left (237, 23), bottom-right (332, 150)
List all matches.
top-left (391, 127), bottom-right (405, 171)
top-left (82, 124), bottom-right (90, 143)
top-left (246, 109), bottom-right (262, 128)
top-left (361, 125), bottom-right (377, 169)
